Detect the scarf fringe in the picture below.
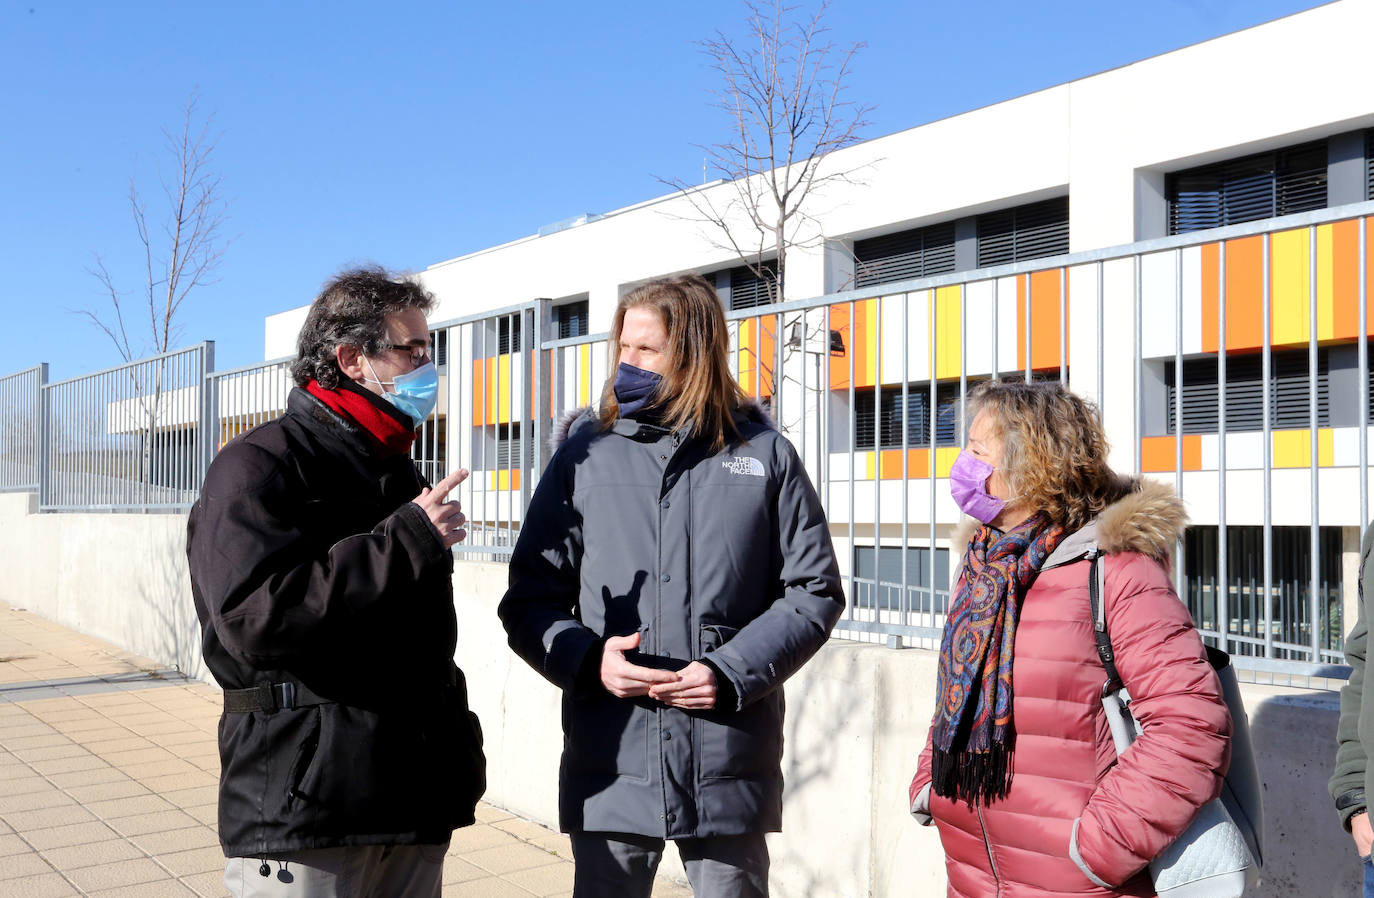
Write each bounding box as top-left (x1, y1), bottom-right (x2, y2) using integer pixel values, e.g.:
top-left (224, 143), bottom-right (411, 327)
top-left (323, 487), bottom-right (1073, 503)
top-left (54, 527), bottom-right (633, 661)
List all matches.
top-left (930, 744), bottom-right (1015, 807)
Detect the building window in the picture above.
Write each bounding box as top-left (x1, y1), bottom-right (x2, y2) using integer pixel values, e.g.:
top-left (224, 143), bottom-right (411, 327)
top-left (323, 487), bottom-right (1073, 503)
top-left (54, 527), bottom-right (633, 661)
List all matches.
top-left (853, 382), bottom-right (967, 449)
top-left (431, 329), bottom-right (448, 368)
top-left (854, 222), bottom-right (957, 287)
top-left (1167, 141), bottom-right (1328, 235)
top-left (852, 545), bottom-right (950, 613)
top-left (975, 197), bottom-right (1069, 268)
top-left (1164, 349), bottom-right (1330, 434)
top-left (555, 300), bottom-right (589, 339)
top-left (1183, 525), bottom-right (1343, 659)
top-left (1366, 130), bottom-right (1374, 201)
top-left (495, 422), bottom-right (532, 469)
top-left (497, 314), bottom-right (522, 355)
top-left (726, 262), bottom-right (778, 310)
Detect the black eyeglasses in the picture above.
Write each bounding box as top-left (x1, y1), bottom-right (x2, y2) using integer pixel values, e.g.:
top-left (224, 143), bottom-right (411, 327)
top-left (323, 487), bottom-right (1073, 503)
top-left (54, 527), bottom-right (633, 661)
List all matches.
top-left (382, 343), bottom-right (432, 364)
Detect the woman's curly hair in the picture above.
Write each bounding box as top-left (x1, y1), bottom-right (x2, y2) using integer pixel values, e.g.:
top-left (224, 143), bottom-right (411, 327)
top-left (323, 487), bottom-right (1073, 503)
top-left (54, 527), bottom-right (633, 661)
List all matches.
top-left (966, 380), bottom-right (1130, 532)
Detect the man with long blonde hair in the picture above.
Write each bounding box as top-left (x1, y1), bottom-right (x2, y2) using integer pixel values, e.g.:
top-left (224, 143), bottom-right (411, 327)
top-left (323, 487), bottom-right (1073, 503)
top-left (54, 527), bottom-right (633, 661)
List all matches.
top-left (500, 274), bottom-right (844, 897)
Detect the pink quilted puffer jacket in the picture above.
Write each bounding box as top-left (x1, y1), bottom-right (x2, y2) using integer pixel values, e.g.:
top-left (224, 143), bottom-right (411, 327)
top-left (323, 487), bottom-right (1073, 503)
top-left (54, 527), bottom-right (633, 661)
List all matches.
top-left (909, 480), bottom-right (1232, 898)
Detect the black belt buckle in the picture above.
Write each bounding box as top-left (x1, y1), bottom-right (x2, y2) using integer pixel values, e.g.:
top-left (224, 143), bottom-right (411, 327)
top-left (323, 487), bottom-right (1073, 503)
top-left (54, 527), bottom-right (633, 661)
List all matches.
top-left (273, 682), bottom-right (296, 711)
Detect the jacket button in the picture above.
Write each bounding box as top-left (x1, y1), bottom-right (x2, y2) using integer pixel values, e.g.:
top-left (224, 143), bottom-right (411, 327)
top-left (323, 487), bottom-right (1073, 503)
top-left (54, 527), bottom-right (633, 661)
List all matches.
top-left (660, 455), bottom-right (668, 461)
top-left (666, 813), bottom-right (677, 823)
top-left (663, 731), bottom-right (672, 741)
top-left (661, 499), bottom-right (670, 509)
top-left (661, 574), bottom-right (671, 583)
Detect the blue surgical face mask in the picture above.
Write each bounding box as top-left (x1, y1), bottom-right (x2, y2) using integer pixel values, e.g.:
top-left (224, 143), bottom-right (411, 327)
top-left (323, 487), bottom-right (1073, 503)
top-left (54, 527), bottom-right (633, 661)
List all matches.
top-left (363, 358), bottom-right (439, 428)
top-left (612, 362), bottom-right (664, 418)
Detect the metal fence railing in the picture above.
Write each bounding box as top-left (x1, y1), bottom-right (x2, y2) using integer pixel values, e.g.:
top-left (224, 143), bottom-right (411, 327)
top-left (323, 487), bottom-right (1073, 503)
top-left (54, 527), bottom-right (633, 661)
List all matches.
top-left (38, 343), bottom-right (215, 512)
top-left (0, 364), bottom-right (46, 493)
top-left (4, 201), bottom-right (1374, 674)
top-left (205, 356), bottom-right (293, 453)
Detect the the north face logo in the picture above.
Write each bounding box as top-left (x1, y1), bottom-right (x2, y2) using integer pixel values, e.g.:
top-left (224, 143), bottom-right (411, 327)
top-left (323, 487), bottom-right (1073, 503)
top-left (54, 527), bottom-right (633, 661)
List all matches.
top-left (722, 457), bottom-right (766, 477)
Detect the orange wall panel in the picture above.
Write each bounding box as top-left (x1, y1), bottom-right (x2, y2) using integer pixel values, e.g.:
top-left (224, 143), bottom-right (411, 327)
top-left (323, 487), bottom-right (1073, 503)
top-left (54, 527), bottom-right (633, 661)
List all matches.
top-left (1140, 434), bottom-right (1201, 473)
top-left (1224, 235), bottom-right (1264, 352)
top-left (1015, 270), bottom-right (1068, 371)
top-left (1329, 219), bottom-right (1359, 341)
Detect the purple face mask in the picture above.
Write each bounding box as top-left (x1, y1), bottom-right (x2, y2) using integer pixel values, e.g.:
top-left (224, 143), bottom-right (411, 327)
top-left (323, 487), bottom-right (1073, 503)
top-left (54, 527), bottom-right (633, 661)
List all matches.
top-left (949, 451), bottom-right (1006, 524)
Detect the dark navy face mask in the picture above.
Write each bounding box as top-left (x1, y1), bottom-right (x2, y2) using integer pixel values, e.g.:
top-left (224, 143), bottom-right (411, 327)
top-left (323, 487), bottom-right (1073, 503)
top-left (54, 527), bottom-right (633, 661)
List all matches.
top-left (612, 362), bottom-right (664, 417)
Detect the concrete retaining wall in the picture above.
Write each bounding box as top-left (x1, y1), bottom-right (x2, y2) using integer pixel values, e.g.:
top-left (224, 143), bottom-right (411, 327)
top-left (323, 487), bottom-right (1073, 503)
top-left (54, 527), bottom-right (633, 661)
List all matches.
top-left (0, 492), bottom-right (1358, 896)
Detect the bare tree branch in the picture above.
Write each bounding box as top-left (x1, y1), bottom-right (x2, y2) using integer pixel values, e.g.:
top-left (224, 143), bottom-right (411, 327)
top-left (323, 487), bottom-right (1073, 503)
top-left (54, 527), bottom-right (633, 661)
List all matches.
top-left (660, 0), bottom-right (872, 305)
top-left (81, 89), bottom-right (228, 362)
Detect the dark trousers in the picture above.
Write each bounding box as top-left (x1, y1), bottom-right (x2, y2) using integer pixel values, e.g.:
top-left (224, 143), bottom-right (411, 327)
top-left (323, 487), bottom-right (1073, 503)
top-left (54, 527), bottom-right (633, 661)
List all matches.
top-left (570, 831), bottom-right (769, 898)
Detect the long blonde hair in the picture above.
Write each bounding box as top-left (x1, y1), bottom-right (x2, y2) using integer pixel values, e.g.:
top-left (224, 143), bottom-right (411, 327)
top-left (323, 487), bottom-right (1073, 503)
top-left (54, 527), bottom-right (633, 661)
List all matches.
top-left (966, 380), bottom-right (1129, 532)
top-left (599, 274), bottom-right (746, 451)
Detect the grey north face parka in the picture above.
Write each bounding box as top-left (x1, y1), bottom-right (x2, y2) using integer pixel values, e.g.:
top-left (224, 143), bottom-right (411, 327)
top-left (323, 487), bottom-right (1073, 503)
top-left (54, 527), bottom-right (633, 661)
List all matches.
top-left (499, 404), bottom-right (844, 838)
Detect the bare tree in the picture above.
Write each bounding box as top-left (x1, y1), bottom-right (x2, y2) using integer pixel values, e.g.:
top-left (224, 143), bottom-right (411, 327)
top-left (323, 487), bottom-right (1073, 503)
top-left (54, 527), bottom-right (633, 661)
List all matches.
top-left (663, 0), bottom-right (872, 304)
top-left (83, 91), bottom-right (228, 362)
top-left (78, 92), bottom-right (228, 499)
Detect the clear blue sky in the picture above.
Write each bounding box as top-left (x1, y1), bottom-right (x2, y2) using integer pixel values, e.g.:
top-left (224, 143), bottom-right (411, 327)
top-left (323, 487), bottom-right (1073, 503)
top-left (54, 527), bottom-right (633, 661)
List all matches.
top-left (0, 0), bottom-right (1324, 381)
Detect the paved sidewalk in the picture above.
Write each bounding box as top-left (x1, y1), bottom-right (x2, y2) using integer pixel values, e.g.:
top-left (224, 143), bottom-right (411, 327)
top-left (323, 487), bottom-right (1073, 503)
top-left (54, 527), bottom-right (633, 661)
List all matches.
top-left (0, 601), bottom-right (691, 898)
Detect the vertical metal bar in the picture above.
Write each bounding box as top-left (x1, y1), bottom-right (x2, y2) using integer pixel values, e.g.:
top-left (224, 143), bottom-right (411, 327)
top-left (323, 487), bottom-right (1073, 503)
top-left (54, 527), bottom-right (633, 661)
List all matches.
top-left (1361, 216), bottom-right (1369, 551)
top-left (992, 278), bottom-right (1000, 382)
top-left (1309, 225), bottom-right (1321, 661)
top-left (1175, 250), bottom-right (1186, 601)
top-left (899, 295), bottom-right (909, 637)
top-left (928, 287), bottom-right (938, 636)
top-left (1262, 234), bottom-right (1274, 659)
top-left (1024, 274), bottom-right (1032, 382)
top-left (479, 319), bottom-right (489, 549)
top-left (201, 342), bottom-right (217, 496)
top-left (38, 378), bottom-right (50, 510)
top-left (1217, 241), bottom-right (1229, 652)
top-left (847, 300), bottom-right (856, 625)
top-left (1134, 255), bottom-right (1143, 478)
top-left (526, 306), bottom-right (540, 519)
top-left (800, 309), bottom-right (809, 484)
top-left (822, 303), bottom-right (831, 532)
top-left (1097, 262), bottom-right (1104, 407)
top-left (1059, 266), bottom-right (1067, 384)
top-left (873, 298), bottom-right (883, 642)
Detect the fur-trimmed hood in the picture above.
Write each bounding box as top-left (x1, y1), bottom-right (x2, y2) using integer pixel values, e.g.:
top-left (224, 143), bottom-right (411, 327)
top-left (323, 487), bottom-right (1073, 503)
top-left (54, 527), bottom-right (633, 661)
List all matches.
top-left (950, 477), bottom-right (1188, 568)
top-left (548, 398), bottom-right (775, 455)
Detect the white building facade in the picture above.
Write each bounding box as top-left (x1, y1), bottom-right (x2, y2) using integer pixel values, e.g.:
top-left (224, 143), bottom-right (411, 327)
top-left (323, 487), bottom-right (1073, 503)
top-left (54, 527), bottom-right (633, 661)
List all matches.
top-left (257, 0), bottom-right (1374, 672)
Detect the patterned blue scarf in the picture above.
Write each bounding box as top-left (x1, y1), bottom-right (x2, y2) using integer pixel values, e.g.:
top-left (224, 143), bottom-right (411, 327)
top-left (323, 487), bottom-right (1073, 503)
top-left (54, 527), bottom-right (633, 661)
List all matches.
top-left (930, 513), bottom-right (1064, 805)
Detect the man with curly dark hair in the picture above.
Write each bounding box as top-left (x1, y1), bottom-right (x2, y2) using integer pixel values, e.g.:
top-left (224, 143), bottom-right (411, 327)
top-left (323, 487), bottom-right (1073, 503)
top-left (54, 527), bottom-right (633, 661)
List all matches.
top-left (189, 266), bottom-right (485, 897)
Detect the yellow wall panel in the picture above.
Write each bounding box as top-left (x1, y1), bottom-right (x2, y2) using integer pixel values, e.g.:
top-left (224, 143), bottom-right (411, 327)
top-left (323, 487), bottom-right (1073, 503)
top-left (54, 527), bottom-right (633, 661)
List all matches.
top-left (934, 286), bottom-right (963, 380)
top-left (1319, 428), bottom-right (1334, 467)
top-left (1272, 429), bottom-right (1312, 468)
top-left (1270, 228), bottom-right (1310, 347)
top-left (1316, 224), bottom-right (1335, 341)
top-left (935, 447), bottom-right (961, 478)
top-left (578, 344), bottom-right (592, 406)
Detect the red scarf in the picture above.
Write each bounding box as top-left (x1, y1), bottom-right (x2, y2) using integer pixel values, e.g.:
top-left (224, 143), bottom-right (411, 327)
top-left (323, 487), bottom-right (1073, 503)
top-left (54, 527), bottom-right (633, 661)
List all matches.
top-left (306, 379), bottom-right (416, 456)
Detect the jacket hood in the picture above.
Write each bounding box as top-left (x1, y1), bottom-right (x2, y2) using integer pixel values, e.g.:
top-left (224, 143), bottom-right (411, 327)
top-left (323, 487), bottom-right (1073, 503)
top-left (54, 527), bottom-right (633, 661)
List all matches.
top-left (549, 398), bottom-right (775, 454)
top-left (950, 477), bottom-right (1187, 569)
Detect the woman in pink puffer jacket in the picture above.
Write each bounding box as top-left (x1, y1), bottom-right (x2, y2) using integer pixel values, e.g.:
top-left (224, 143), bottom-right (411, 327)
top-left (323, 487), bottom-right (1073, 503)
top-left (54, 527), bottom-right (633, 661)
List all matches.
top-left (909, 381), bottom-right (1231, 898)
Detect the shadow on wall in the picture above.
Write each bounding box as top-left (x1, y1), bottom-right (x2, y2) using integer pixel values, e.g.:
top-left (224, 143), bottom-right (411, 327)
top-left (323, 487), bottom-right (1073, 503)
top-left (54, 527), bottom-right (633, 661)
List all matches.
top-left (1246, 690), bottom-right (1356, 898)
top-left (773, 645), bottom-right (873, 897)
top-left (132, 515), bottom-right (204, 680)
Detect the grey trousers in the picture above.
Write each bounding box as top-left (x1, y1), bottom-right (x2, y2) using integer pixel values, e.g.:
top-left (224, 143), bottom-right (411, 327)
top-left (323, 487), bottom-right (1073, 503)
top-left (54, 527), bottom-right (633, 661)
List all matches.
top-left (224, 843), bottom-right (448, 898)
top-left (570, 831), bottom-right (769, 898)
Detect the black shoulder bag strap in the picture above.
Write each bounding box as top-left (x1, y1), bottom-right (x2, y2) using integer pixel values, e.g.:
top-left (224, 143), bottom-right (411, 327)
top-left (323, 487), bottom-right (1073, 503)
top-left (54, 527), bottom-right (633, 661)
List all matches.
top-left (1087, 549), bottom-right (1123, 694)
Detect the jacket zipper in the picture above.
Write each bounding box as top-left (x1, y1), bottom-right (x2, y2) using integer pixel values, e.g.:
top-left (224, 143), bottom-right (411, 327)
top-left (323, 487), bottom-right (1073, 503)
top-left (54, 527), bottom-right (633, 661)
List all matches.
top-left (975, 804), bottom-right (1001, 893)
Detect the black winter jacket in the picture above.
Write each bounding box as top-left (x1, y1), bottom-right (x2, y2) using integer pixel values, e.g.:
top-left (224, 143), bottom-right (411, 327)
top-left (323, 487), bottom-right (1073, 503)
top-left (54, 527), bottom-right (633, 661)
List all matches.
top-left (499, 405), bottom-right (844, 838)
top-left (188, 387), bottom-right (485, 857)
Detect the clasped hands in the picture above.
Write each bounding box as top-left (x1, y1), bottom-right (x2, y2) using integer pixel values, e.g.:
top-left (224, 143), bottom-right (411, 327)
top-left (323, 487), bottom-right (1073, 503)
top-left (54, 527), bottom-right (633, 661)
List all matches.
top-left (600, 631), bottom-right (717, 710)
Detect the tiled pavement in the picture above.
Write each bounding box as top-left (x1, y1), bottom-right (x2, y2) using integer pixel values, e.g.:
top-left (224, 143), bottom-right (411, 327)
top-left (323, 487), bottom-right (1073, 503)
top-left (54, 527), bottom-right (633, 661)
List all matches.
top-left (0, 600), bottom-right (691, 897)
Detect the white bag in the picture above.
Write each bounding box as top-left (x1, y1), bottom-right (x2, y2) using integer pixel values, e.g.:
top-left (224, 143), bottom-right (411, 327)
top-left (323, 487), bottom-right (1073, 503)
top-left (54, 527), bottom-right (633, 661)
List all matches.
top-left (1089, 550), bottom-right (1262, 897)
top-left (1102, 684), bottom-right (1257, 897)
